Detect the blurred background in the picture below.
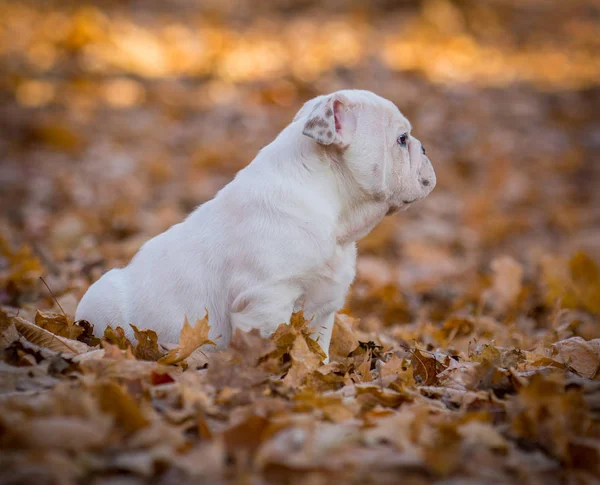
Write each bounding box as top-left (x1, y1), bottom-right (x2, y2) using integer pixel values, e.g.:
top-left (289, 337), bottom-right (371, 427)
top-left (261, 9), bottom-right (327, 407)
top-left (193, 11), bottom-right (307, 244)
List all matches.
top-left (0, 0), bottom-right (599, 333)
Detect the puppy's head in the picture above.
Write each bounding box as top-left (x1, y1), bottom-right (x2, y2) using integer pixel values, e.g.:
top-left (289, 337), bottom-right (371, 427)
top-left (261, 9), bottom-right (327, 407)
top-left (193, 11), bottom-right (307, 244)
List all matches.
top-left (297, 90), bottom-right (436, 213)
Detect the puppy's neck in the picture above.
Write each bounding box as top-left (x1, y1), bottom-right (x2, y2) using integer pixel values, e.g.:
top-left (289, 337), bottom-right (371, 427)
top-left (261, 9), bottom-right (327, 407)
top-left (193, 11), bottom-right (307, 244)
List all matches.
top-left (309, 139), bottom-right (390, 246)
top-left (327, 163), bottom-right (389, 245)
top-left (253, 121), bottom-right (390, 247)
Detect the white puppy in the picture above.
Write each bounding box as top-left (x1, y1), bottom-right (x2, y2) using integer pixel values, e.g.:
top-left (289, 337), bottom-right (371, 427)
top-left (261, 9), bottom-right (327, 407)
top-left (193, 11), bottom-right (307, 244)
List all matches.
top-left (76, 90), bottom-right (436, 361)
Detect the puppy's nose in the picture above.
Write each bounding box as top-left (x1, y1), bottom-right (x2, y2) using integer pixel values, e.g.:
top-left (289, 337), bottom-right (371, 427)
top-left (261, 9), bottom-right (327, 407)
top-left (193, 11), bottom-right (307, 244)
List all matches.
top-left (421, 178), bottom-right (431, 187)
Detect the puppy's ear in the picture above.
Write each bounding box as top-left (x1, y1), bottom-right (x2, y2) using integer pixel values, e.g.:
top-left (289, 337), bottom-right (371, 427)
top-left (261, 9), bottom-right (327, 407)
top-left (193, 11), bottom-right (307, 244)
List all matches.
top-left (302, 94), bottom-right (355, 147)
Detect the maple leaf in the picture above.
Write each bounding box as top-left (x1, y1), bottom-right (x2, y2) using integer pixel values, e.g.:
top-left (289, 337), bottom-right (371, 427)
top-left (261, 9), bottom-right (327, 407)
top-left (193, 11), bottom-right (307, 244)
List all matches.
top-left (158, 313), bottom-right (216, 365)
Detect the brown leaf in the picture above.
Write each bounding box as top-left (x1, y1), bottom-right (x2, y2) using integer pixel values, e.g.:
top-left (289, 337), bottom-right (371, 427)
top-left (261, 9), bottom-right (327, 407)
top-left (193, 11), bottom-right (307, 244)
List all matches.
top-left (509, 373), bottom-right (591, 461)
top-left (411, 348), bottom-right (444, 386)
top-left (158, 313), bottom-right (215, 366)
top-left (75, 319), bottom-right (102, 347)
top-left (304, 362), bottom-right (348, 392)
top-left (0, 235), bottom-right (43, 286)
top-left (569, 252), bottom-right (600, 314)
top-left (14, 416), bottom-right (111, 451)
top-left (229, 327), bottom-right (276, 364)
top-left (379, 354), bottom-right (405, 379)
top-left (130, 325), bottom-right (164, 361)
top-left (103, 325), bottom-right (133, 350)
top-left (294, 388), bottom-right (356, 422)
top-left (329, 314), bottom-right (359, 362)
top-left (550, 337), bottom-right (600, 379)
top-left (355, 384), bottom-right (409, 410)
top-left (93, 380), bottom-right (150, 434)
top-left (283, 334), bottom-right (322, 387)
top-left (101, 341), bottom-right (136, 361)
top-left (542, 252), bottom-right (600, 315)
top-left (35, 309), bottom-right (83, 340)
top-left (13, 316), bottom-right (89, 354)
top-left (486, 256), bottom-right (523, 312)
top-left (358, 358), bottom-right (373, 382)
top-left (222, 414), bottom-right (271, 456)
top-left (1, 310), bottom-right (20, 347)
top-left (269, 310), bottom-right (326, 367)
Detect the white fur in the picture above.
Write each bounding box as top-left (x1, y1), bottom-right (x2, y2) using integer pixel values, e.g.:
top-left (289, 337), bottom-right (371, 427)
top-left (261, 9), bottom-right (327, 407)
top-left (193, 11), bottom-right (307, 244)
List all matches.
top-left (76, 90), bottom-right (436, 361)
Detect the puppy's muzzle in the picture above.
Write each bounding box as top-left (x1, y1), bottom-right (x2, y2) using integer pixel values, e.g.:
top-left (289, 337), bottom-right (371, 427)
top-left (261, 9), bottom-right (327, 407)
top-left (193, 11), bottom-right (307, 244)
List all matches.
top-left (418, 156), bottom-right (436, 193)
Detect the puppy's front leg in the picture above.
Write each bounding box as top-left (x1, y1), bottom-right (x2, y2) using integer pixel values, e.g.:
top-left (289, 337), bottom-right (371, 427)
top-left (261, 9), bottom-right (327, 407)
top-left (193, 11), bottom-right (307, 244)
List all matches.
top-left (304, 243), bottom-right (357, 363)
top-left (307, 311), bottom-right (335, 364)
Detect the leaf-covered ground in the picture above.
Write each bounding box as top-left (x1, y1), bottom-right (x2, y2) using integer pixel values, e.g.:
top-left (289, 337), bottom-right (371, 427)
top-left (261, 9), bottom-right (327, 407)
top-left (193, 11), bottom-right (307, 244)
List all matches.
top-left (1, 1), bottom-right (599, 484)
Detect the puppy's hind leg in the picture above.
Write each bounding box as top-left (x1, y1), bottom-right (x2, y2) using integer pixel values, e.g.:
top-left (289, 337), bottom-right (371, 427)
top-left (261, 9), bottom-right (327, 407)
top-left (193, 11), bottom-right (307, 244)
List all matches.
top-left (75, 269), bottom-right (129, 338)
top-left (229, 283), bottom-right (298, 340)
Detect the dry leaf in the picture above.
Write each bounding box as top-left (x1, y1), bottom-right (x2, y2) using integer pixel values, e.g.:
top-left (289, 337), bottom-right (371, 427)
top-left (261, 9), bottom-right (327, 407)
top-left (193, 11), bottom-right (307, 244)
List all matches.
top-left (411, 348), bottom-right (444, 386)
top-left (13, 316), bottom-right (89, 354)
top-left (283, 333), bottom-right (322, 387)
top-left (93, 381), bottom-right (150, 434)
top-left (103, 325), bottom-right (133, 350)
top-left (131, 325), bottom-right (164, 361)
top-left (550, 337), bottom-right (600, 379)
top-left (35, 310), bottom-right (83, 341)
top-left (569, 252), bottom-right (600, 315)
top-left (509, 373), bottom-right (590, 461)
top-left (329, 314), bottom-right (360, 362)
top-left (158, 313), bottom-right (215, 365)
top-left (0, 235), bottom-right (43, 285)
top-left (542, 252), bottom-right (600, 315)
top-left (486, 256), bottom-right (523, 312)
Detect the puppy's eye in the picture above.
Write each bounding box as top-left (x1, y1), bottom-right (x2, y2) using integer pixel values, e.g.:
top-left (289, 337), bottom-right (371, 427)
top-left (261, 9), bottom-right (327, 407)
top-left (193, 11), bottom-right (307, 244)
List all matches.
top-left (397, 133), bottom-right (408, 147)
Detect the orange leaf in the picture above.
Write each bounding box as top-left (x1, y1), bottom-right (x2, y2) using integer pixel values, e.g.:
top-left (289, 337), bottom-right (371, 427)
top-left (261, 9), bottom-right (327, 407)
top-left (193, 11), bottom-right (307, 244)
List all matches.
top-left (158, 312), bottom-right (215, 365)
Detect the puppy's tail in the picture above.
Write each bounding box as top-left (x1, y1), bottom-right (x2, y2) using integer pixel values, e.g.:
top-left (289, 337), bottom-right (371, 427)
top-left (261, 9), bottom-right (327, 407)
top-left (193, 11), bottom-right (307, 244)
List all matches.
top-left (75, 268), bottom-right (130, 339)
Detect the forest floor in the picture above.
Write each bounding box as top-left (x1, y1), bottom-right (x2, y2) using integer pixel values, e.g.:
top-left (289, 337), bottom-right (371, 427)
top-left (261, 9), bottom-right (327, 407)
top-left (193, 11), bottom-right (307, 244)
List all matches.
top-left (1, 1), bottom-right (599, 484)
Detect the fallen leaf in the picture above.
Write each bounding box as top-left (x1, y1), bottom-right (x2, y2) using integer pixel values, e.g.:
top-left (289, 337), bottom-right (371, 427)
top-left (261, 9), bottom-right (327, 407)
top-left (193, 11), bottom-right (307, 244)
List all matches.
top-left (131, 325), bottom-right (164, 361)
top-left (550, 337), bottom-right (600, 379)
top-left (222, 414), bottom-right (271, 457)
top-left (508, 373), bottom-right (591, 461)
top-left (542, 252), bottom-right (600, 315)
top-left (294, 389), bottom-right (355, 422)
top-left (329, 314), bottom-right (359, 362)
top-left (486, 256), bottom-right (523, 312)
top-left (75, 319), bottom-right (102, 347)
top-left (103, 325), bottom-right (133, 350)
top-left (411, 348), bottom-right (444, 386)
top-left (569, 252), bottom-right (600, 314)
top-left (158, 313), bottom-right (215, 365)
top-left (283, 333), bottom-right (322, 387)
top-left (0, 235), bottom-right (43, 286)
top-left (355, 384), bottom-right (409, 410)
top-left (35, 310), bottom-right (83, 340)
top-left (13, 316), bottom-right (89, 354)
top-left (93, 381), bottom-right (150, 434)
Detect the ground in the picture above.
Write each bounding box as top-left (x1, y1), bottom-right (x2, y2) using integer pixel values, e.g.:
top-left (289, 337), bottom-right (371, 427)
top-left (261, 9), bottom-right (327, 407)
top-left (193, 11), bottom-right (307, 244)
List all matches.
top-left (0, 1), bottom-right (599, 484)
